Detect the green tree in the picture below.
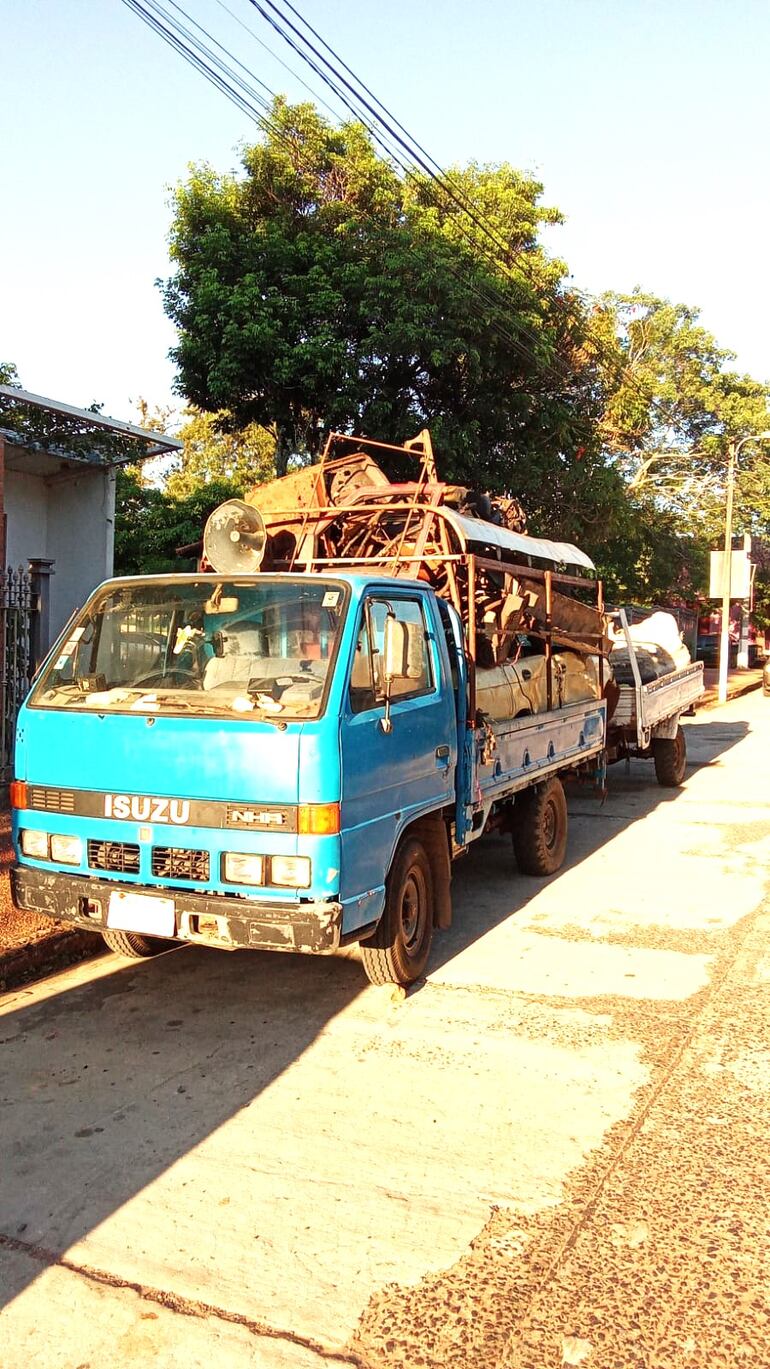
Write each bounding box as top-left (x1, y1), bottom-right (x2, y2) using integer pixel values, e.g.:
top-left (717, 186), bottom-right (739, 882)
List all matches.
top-left (0, 361), bottom-right (21, 386)
top-left (166, 408), bottom-right (275, 498)
top-left (598, 291), bottom-right (770, 520)
top-left (114, 468), bottom-right (244, 575)
top-left (595, 290), bottom-right (770, 607)
top-left (162, 98), bottom-right (616, 541)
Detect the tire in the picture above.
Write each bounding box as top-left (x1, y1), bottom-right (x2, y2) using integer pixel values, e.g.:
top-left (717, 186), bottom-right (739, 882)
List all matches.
top-left (360, 837), bottom-right (434, 987)
top-left (101, 928), bottom-right (165, 959)
top-left (512, 777), bottom-right (568, 876)
top-left (653, 725), bottom-right (687, 787)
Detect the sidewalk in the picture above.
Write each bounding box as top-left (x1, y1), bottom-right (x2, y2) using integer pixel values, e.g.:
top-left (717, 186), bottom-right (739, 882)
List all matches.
top-left (697, 665), bottom-right (763, 710)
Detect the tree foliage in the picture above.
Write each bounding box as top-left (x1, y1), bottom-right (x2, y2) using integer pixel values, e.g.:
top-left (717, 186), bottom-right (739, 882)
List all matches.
top-left (594, 290), bottom-right (770, 615)
top-left (162, 98), bottom-right (618, 542)
top-left (165, 408), bottom-right (275, 498)
top-left (113, 468), bottom-right (244, 575)
top-left (598, 291), bottom-right (770, 525)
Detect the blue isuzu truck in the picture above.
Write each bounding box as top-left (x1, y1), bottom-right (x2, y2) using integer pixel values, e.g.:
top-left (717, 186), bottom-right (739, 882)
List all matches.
top-left (10, 433), bottom-right (610, 985)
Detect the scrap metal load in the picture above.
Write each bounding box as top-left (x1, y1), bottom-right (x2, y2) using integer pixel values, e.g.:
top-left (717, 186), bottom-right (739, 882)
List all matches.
top-left (202, 430), bottom-right (611, 712)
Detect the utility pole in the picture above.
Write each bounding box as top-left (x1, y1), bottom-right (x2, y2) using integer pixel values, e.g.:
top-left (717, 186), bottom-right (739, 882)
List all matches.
top-left (717, 440), bottom-right (735, 706)
top-left (717, 431), bottom-right (770, 704)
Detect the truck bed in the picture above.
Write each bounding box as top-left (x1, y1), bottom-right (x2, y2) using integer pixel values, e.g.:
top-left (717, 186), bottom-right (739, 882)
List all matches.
top-left (476, 696), bottom-right (606, 808)
top-left (612, 660), bottom-right (705, 733)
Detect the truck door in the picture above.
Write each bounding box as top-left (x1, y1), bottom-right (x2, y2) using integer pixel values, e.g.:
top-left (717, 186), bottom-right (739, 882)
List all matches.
top-left (339, 592), bottom-right (456, 933)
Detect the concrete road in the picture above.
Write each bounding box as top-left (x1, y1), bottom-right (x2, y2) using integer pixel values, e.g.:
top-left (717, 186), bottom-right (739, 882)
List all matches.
top-left (1, 693), bottom-right (769, 1368)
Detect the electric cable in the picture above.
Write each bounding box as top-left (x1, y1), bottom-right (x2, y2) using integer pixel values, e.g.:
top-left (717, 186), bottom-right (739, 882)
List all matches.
top-left (123, 0), bottom-right (576, 386)
top-left (121, 0), bottom-right (606, 401)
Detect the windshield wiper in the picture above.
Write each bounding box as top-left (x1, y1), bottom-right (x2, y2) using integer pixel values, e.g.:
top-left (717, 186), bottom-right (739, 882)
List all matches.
top-left (249, 708), bottom-right (288, 731)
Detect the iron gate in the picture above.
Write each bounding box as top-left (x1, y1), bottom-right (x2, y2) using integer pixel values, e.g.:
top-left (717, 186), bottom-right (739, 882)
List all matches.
top-left (1, 566), bottom-right (33, 780)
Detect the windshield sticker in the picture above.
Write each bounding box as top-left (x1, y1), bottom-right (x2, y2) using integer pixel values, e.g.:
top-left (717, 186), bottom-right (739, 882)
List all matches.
top-left (322, 590), bottom-right (340, 607)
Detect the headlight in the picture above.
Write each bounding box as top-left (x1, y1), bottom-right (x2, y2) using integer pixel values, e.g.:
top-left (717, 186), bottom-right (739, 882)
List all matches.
top-left (20, 829), bottom-right (50, 860)
top-left (222, 852), bottom-right (265, 886)
top-left (50, 834), bottom-right (83, 866)
top-left (270, 855), bottom-right (311, 888)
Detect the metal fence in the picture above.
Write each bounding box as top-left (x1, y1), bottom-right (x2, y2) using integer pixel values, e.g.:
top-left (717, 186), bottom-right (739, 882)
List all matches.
top-left (1, 566), bottom-right (33, 780)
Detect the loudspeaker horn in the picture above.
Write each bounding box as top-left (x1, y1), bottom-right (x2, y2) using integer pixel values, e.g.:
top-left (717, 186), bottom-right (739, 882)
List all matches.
top-left (203, 500), bottom-right (267, 574)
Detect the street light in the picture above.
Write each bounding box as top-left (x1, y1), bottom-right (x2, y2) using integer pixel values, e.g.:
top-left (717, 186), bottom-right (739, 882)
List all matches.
top-left (717, 431), bottom-right (770, 704)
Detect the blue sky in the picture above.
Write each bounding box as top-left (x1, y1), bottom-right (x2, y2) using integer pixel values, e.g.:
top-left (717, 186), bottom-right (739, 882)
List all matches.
top-left (3, 0), bottom-right (768, 422)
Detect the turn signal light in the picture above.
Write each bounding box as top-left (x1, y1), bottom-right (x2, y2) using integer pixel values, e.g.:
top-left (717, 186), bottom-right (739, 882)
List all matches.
top-left (10, 781), bottom-right (28, 810)
top-left (297, 803), bottom-right (340, 835)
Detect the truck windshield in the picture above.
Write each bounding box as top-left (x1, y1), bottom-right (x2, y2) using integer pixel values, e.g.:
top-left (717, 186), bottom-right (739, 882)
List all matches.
top-left (30, 578), bottom-right (348, 721)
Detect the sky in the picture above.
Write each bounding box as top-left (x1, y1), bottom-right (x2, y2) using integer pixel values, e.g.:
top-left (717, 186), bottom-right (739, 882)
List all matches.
top-left (3, 0), bottom-right (769, 425)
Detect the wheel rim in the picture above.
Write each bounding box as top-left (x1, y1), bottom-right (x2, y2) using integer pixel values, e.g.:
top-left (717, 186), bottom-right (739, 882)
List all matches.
top-left (400, 868), bottom-right (427, 956)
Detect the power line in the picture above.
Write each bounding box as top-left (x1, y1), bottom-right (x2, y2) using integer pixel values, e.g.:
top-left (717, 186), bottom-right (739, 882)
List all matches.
top-left (212, 0), bottom-right (344, 124)
top-left (122, 0), bottom-right (576, 385)
top-left (121, 0), bottom-right (604, 401)
top-left (246, 0), bottom-right (569, 362)
top-left (252, 0), bottom-right (662, 411)
top-left (253, 0), bottom-right (553, 283)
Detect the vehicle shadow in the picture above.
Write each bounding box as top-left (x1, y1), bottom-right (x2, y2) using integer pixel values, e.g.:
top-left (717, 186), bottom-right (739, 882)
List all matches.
top-left (0, 944), bottom-right (367, 1314)
top-left (0, 717), bottom-right (749, 1318)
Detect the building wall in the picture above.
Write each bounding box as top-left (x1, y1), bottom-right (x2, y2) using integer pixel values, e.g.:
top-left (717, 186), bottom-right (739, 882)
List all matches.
top-left (5, 465), bottom-right (116, 647)
top-left (46, 469), bottom-right (115, 639)
top-left (5, 469), bottom-right (48, 567)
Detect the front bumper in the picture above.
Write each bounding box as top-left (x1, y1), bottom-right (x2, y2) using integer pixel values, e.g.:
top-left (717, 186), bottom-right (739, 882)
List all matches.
top-left (11, 865), bottom-right (343, 955)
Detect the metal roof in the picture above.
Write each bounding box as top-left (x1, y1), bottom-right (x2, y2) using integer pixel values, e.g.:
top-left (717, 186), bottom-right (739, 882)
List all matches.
top-left (442, 508), bottom-right (596, 572)
top-left (0, 384), bottom-right (182, 463)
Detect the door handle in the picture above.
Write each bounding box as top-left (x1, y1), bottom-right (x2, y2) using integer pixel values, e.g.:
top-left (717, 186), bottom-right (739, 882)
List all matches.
top-left (435, 745), bottom-right (450, 759)
top-left (522, 669), bottom-right (532, 680)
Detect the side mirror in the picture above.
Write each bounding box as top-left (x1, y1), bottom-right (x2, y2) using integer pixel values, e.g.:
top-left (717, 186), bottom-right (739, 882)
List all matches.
top-left (379, 614), bottom-right (424, 733)
top-left (383, 615), bottom-right (410, 684)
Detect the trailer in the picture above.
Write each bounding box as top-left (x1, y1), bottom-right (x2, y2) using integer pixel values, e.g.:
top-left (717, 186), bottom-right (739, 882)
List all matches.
top-left (606, 609), bottom-right (705, 787)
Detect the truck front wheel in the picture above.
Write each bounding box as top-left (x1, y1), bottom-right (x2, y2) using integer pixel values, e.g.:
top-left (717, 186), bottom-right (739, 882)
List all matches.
top-left (653, 726), bottom-right (687, 787)
top-left (360, 837), bottom-right (434, 987)
top-left (512, 777), bottom-right (568, 876)
top-left (101, 929), bottom-right (165, 959)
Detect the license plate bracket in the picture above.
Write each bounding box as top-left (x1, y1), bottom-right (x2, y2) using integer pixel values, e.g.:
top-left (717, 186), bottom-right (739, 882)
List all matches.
top-left (107, 890), bottom-right (176, 937)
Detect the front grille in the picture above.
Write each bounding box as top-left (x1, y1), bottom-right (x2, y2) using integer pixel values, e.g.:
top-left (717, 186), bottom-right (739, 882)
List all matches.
top-left (30, 786), bottom-right (75, 814)
top-left (151, 847), bottom-right (210, 882)
top-left (87, 840), bottom-right (140, 875)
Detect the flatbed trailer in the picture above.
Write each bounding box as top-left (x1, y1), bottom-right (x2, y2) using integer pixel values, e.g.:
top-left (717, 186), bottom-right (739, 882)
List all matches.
top-left (606, 609), bottom-right (705, 787)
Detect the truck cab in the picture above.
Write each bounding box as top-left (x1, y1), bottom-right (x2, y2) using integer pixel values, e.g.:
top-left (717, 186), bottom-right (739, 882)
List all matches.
top-left (11, 572), bottom-right (466, 984)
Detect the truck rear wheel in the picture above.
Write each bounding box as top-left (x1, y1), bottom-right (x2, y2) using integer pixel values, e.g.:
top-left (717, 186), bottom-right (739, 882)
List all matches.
top-left (512, 777), bottom-right (568, 876)
top-left (101, 929), bottom-right (165, 959)
top-left (360, 837), bottom-right (434, 987)
top-left (653, 726), bottom-right (687, 787)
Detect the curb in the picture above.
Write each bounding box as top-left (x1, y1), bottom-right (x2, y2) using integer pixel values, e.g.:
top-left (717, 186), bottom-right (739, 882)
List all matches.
top-left (0, 928), bottom-right (104, 993)
top-left (696, 677), bottom-right (763, 712)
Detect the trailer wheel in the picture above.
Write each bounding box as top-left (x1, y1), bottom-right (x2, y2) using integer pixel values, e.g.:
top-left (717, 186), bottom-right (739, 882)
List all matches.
top-left (653, 726), bottom-right (687, 787)
top-left (360, 837), bottom-right (434, 987)
top-left (101, 929), bottom-right (165, 959)
top-left (512, 777), bottom-right (568, 876)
